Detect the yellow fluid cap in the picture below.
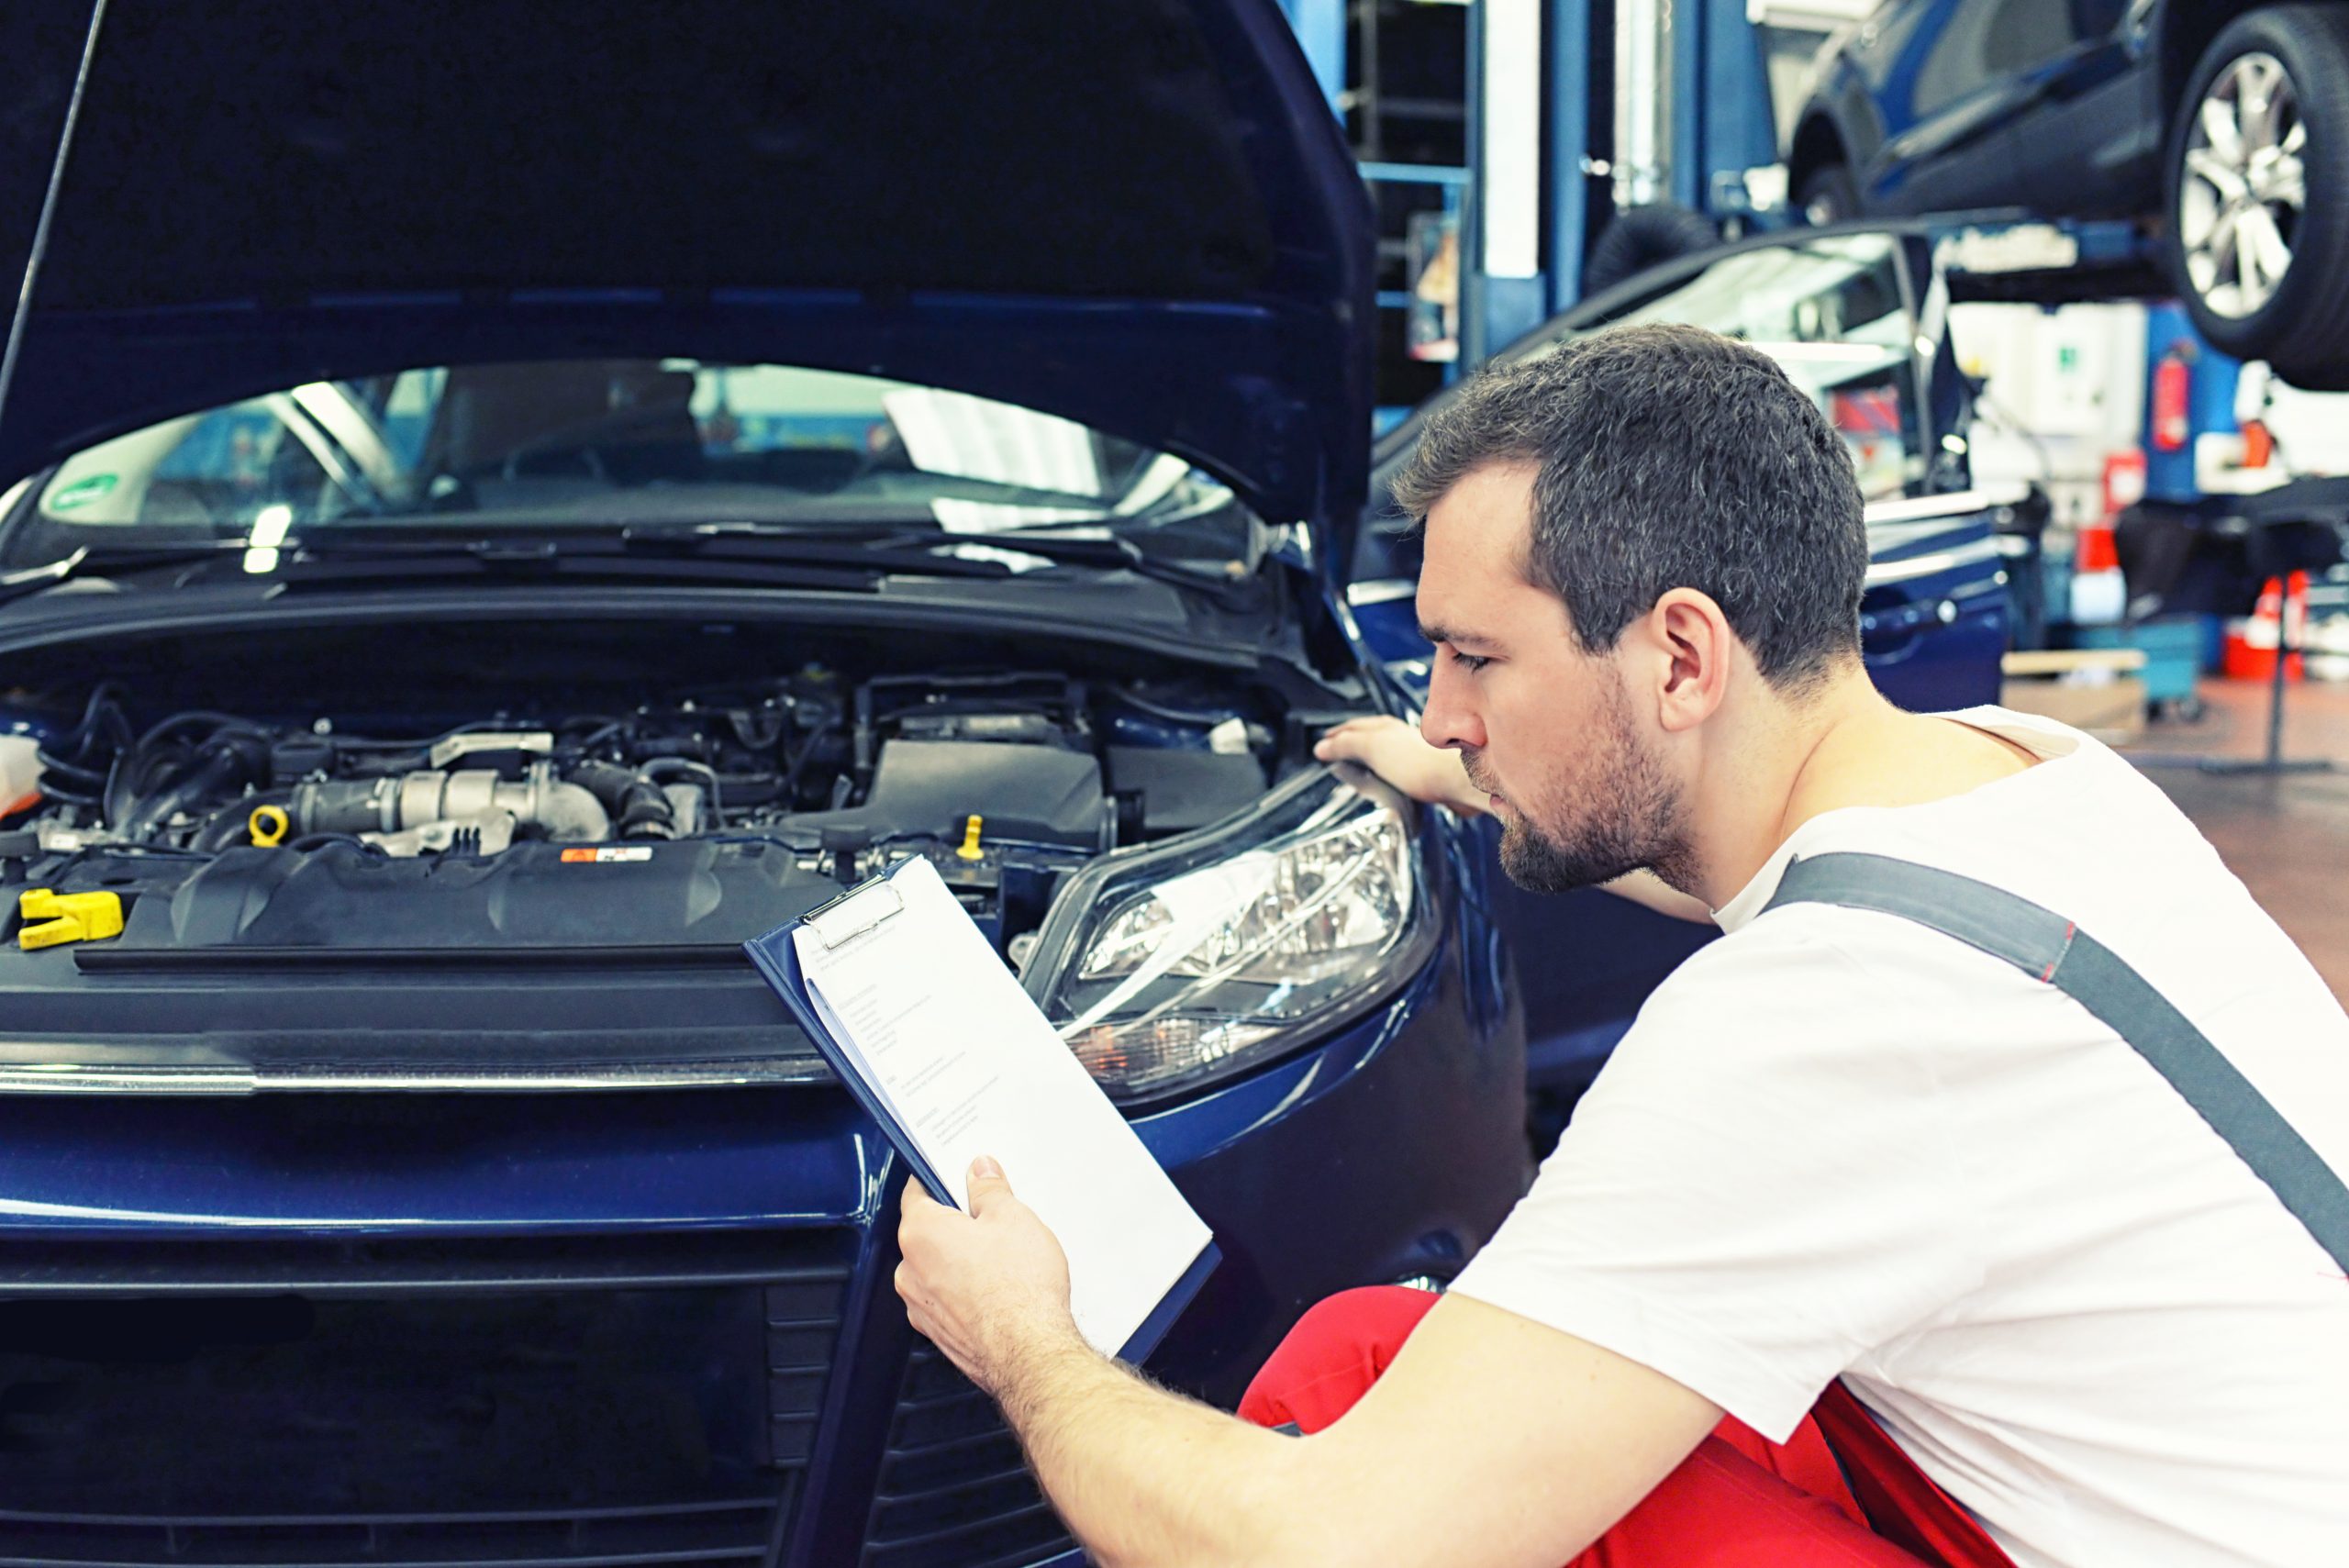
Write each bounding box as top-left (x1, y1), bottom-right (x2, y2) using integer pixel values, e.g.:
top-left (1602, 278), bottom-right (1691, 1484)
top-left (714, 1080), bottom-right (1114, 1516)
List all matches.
top-left (957, 814), bottom-right (985, 862)
top-left (17, 888), bottom-right (125, 951)
top-left (250, 804), bottom-right (290, 847)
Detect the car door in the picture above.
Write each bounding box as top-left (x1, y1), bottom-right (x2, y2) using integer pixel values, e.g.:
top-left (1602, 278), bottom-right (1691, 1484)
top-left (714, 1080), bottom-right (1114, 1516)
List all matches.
top-left (2009, 0), bottom-right (2165, 217)
top-left (1847, 0), bottom-right (2094, 214)
top-left (1352, 227), bottom-right (2012, 1108)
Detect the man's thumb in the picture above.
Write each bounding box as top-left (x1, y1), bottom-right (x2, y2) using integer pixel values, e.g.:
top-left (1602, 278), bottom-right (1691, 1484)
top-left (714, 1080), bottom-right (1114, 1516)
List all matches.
top-left (965, 1155), bottom-right (1012, 1212)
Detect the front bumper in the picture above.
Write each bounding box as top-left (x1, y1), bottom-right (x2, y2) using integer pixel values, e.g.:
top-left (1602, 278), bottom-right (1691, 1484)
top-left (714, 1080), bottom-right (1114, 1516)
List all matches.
top-left (0, 897), bottom-right (1522, 1566)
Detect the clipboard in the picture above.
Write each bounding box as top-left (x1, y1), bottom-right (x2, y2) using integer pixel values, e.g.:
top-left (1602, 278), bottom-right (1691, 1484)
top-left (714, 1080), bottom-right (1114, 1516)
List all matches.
top-left (742, 856), bottom-right (1218, 1363)
top-left (742, 859), bottom-right (955, 1205)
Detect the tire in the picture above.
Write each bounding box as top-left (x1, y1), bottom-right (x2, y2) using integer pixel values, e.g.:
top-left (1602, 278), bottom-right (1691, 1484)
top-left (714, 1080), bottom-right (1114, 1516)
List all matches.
top-left (1797, 162), bottom-right (1862, 226)
top-left (2164, 6), bottom-right (2349, 384)
top-left (1584, 203), bottom-right (1720, 295)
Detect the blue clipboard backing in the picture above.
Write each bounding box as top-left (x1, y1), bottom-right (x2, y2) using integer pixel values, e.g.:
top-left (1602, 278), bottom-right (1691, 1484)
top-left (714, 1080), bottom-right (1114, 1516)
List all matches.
top-left (741, 859), bottom-right (1217, 1364)
top-left (741, 862), bottom-right (956, 1205)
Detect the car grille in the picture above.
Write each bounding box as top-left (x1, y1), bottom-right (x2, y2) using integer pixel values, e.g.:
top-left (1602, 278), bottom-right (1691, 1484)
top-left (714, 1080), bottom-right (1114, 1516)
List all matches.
top-left (859, 1346), bottom-right (1075, 1568)
top-left (0, 1231), bottom-right (852, 1568)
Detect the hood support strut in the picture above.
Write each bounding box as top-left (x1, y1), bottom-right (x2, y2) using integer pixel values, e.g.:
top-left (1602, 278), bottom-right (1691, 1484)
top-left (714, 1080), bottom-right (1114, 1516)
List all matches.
top-left (0, 0), bottom-right (109, 453)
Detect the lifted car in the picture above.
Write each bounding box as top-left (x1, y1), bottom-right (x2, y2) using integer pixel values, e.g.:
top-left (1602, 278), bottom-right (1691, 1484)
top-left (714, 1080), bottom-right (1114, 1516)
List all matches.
top-left (1790, 1), bottom-right (2349, 386)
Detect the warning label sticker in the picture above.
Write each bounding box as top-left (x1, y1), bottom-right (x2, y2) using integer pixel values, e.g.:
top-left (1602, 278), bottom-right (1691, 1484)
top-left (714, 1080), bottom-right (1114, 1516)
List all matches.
top-left (562, 847), bottom-right (654, 863)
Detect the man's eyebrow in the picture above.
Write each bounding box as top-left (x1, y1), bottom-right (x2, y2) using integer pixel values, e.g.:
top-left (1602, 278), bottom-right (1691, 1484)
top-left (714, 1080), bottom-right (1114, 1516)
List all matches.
top-left (1419, 621), bottom-right (1496, 650)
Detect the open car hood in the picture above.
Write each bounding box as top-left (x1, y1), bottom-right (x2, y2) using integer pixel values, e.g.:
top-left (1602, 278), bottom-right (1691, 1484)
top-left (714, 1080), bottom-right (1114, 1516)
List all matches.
top-left (0, 0), bottom-right (1372, 569)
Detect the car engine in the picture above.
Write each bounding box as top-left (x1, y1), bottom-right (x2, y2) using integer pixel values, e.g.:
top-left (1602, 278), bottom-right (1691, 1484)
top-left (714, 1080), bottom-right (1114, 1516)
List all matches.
top-left (2, 668), bottom-right (1285, 955)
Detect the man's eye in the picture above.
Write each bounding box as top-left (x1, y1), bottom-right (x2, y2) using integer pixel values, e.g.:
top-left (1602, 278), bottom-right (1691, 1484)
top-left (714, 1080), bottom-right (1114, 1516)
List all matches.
top-left (1449, 648), bottom-right (1491, 673)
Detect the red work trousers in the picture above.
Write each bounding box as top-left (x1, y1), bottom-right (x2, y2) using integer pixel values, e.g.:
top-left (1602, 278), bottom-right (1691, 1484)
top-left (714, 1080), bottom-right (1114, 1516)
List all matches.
top-left (1236, 1286), bottom-right (2010, 1568)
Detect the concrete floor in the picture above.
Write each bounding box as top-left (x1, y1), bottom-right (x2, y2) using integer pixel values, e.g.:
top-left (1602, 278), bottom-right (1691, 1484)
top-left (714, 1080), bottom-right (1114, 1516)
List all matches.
top-left (2116, 676), bottom-right (2349, 1000)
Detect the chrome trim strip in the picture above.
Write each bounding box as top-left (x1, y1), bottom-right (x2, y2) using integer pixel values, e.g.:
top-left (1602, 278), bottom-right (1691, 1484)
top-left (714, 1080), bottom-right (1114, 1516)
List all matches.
top-left (0, 1055), bottom-right (833, 1095)
top-left (1863, 484), bottom-right (2029, 525)
top-left (1865, 536), bottom-right (2004, 587)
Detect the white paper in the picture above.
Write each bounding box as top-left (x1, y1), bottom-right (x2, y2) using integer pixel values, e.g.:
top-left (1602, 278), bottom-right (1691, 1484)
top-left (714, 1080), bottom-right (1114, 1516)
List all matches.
top-left (793, 857), bottom-right (1212, 1355)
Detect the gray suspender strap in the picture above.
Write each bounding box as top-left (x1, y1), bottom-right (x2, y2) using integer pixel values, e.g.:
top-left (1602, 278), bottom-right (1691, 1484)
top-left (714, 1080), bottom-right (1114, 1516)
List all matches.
top-left (1764, 851), bottom-right (2349, 1277)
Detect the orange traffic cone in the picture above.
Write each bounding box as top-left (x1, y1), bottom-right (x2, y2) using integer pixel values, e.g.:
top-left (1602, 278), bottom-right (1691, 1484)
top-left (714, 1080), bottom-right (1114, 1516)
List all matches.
top-left (2224, 574), bottom-right (2305, 682)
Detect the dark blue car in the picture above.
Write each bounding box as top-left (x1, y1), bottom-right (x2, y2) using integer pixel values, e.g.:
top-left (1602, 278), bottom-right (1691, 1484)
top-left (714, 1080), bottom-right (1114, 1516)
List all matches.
top-left (1787, 0), bottom-right (2349, 386)
top-left (0, 5), bottom-right (1527, 1564)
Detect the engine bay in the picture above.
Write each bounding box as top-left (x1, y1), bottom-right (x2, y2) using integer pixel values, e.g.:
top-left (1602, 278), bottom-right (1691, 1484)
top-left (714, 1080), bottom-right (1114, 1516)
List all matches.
top-left (0, 621), bottom-right (1343, 959)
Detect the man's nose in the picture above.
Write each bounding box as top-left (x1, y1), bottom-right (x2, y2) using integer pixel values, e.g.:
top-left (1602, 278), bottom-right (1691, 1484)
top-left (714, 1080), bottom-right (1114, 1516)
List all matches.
top-left (1419, 661), bottom-right (1486, 753)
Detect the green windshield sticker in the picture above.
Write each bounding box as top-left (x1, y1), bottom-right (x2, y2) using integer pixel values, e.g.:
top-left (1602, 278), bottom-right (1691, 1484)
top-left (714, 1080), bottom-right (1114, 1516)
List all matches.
top-left (49, 473), bottom-right (118, 511)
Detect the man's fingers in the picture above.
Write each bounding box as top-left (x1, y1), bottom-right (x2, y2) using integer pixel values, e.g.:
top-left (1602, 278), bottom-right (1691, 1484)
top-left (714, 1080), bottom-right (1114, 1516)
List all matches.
top-left (1316, 716), bottom-right (1407, 752)
top-left (964, 1154), bottom-right (1014, 1216)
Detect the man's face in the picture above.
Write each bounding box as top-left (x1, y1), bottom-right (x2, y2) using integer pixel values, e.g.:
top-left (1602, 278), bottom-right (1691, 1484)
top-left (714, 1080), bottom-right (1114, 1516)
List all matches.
top-left (1414, 461), bottom-right (1691, 894)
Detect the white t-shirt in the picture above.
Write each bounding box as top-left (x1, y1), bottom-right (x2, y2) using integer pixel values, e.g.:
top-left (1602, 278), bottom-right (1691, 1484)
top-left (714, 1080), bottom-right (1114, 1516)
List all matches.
top-left (1450, 707), bottom-right (2349, 1568)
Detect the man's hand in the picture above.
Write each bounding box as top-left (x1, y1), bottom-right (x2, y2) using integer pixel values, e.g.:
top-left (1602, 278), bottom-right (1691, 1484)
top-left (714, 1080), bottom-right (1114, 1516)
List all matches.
top-left (1315, 716), bottom-right (1488, 816)
top-left (896, 1156), bottom-right (1084, 1397)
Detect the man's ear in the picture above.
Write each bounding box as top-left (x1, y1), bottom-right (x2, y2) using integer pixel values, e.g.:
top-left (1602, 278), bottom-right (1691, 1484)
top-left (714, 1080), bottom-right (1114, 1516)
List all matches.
top-left (1642, 589), bottom-right (1734, 735)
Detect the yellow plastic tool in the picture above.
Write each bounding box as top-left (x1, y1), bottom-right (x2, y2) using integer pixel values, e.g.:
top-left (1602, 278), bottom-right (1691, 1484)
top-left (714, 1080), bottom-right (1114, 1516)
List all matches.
top-left (957, 813), bottom-right (985, 862)
top-left (17, 889), bottom-right (125, 951)
top-left (250, 803), bottom-right (291, 847)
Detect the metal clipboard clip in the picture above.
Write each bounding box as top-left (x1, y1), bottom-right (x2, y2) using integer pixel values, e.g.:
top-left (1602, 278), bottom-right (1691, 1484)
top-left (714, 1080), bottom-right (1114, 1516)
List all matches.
top-left (803, 876), bottom-right (907, 950)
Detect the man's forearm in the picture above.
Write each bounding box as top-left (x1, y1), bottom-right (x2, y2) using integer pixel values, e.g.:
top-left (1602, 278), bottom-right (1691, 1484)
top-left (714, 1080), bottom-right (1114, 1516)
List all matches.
top-left (996, 1331), bottom-right (1312, 1568)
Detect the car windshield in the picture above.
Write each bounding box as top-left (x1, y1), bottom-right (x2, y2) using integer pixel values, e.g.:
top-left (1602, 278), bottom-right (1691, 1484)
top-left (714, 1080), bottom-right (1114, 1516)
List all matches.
top-left (4, 360), bottom-right (1253, 567)
top-left (1522, 234), bottom-right (1925, 499)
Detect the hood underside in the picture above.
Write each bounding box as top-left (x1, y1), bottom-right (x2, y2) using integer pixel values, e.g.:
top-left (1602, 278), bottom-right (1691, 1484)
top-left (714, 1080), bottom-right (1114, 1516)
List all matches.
top-left (0, 0), bottom-right (1372, 545)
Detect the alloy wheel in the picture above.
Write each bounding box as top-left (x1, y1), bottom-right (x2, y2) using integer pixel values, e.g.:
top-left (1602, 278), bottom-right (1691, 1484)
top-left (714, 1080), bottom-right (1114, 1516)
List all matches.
top-left (2178, 51), bottom-right (2307, 318)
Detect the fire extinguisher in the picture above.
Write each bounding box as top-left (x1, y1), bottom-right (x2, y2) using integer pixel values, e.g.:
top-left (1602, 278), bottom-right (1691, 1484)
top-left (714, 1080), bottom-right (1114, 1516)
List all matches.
top-left (2152, 343), bottom-right (2191, 452)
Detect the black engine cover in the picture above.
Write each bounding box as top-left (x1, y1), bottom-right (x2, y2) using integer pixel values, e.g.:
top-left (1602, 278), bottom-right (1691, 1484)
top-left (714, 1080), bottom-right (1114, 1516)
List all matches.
top-left (797, 739), bottom-right (1111, 850)
top-left (121, 840), bottom-right (840, 951)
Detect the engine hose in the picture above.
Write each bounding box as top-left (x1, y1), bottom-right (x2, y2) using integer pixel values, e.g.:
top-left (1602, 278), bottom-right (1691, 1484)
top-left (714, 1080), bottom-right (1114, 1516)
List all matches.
top-left (34, 686), bottom-right (132, 805)
top-left (288, 833), bottom-right (387, 856)
top-left (639, 757), bottom-right (722, 824)
top-left (30, 749), bottom-right (106, 802)
top-left (135, 711), bottom-right (274, 751)
top-left (122, 735), bottom-right (270, 842)
top-left (568, 761), bottom-right (677, 839)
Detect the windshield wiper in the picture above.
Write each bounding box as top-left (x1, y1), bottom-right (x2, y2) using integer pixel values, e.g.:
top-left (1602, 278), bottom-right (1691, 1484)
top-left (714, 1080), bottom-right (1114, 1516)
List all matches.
top-left (0, 543), bottom-right (264, 607)
top-left (628, 519), bottom-right (1259, 604)
top-left (271, 528), bottom-right (1015, 589)
top-left (1, 522), bottom-right (1258, 608)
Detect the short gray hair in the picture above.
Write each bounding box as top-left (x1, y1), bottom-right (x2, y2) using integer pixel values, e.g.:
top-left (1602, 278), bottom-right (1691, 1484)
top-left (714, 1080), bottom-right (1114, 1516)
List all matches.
top-left (1395, 322), bottom-right (1868, 694)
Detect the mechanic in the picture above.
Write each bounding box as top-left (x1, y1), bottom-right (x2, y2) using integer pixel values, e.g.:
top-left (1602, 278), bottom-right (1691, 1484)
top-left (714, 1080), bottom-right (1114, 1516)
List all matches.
top-left (895, 323), bottom-right (2349, 1567)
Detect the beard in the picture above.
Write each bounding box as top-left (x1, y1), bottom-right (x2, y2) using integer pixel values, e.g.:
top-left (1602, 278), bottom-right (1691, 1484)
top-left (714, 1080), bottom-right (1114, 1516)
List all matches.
top-left (1466, 677), bottom-right (1694, 895)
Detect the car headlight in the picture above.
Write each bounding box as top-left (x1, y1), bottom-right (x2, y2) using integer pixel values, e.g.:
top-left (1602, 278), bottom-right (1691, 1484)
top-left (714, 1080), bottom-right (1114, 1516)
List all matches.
top-left (1024, 763), bottom-right (1435, 1101)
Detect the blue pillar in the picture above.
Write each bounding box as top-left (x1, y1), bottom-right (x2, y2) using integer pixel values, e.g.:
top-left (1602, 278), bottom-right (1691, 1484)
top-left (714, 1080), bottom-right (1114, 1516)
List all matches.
top-left (1275, 0), bottom-right (1347, 117)
top-left (1548, 0), bottom-right (1595, 312)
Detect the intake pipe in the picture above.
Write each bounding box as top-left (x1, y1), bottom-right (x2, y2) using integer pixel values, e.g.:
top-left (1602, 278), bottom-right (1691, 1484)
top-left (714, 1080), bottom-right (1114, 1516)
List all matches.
top-left (291, 763), bottom-right (610, 842)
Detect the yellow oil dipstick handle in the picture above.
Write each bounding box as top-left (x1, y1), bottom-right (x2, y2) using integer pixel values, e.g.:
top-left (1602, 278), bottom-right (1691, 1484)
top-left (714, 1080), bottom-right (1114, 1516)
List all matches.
top-left (957, 814), bottom-right (985, 862)
top-left (250, 804), bottom-right (290, 847)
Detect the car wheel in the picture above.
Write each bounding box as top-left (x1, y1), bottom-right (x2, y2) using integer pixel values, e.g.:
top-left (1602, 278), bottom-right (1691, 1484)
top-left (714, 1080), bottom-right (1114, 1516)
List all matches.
top-left (1797, 163), bottom-right (1861, 226)
top-left (2165, 6), bottom-right (2349, 384)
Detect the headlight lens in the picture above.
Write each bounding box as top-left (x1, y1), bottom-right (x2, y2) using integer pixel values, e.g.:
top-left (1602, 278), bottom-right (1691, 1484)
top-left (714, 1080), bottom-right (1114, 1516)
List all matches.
top-left (1029, 767), bottom-right (1432, 1100)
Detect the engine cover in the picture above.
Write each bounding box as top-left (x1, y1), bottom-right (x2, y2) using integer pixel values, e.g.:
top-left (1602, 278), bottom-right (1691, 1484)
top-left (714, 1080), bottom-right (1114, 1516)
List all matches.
top-left (798, 740), bottom-right (1112, 850)
top-left (122, 840), bottom-right (839, 951)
